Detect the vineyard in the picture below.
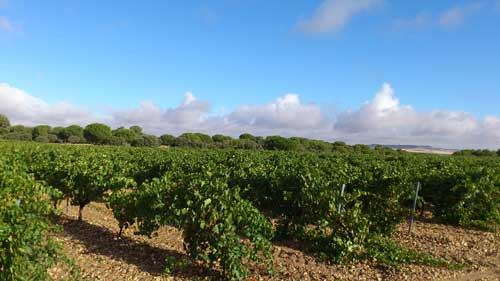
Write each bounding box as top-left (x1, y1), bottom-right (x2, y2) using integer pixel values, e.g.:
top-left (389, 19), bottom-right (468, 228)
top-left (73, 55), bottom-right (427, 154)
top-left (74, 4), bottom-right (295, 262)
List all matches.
top-left (1, 141), bottom-right (499, 280)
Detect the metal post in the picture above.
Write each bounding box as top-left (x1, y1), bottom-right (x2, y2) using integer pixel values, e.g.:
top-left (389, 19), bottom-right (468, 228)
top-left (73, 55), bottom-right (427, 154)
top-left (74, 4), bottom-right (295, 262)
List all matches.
top-left (337, 184), bottom-right (346, 213)
top-left (408, 181), bottom-right (420, 235)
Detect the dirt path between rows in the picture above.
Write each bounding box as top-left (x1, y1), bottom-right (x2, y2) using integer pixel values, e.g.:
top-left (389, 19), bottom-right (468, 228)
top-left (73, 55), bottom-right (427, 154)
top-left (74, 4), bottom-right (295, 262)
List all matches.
top-left (49, 202), bottom-right (500, 280)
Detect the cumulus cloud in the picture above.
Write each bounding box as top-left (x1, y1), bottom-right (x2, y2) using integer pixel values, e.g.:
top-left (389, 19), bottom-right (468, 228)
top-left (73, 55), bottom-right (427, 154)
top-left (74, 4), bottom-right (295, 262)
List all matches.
top-left (412, 111), bottom-right (479, 136)
top-left (0, 16), bottom-right (13, 32)
top-left (296, 0), bottom-right (382, 34)
top-left (0, 83), bottom-right (94, 126)
top-left (109, 92), bottom-right (211, 135)
top-left (228, 94), bottom-right (327, 130)
top-left (334, 83), bottom-right (500, 148)
top-left (1, 82), bottom-right (500, 149)
top-left (336, 83), bottom-right (418, 133)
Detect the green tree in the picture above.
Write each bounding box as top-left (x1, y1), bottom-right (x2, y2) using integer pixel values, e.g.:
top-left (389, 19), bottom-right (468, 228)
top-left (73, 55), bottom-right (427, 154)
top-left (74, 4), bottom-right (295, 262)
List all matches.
top-left (59, 125), bottom-right (84, 141)
top-left (0, 114), bottom-right (10, 128)
top-left (176, 133), bottom-right (214, 148)
top-left (159, 134), bottom-right (176, 146)
top-left (50, 126), bottom-right (64, 135)
top-left (474, 149), bottom-right (497, 157)
top-left (212, 134), bottom-right (233, 142)
top-left (108, 136), bottom-right (128, 146)
top-left (192, 133), bottom-right (213, 143)
top-left (9, 125), bottom-right (32, 135)
top-left (33, 135), bottom-right (50, 143)
top-left (4, 133), bottom-right (32, 141)
top-left (84, 123), bottom-right (112, 144)
top-left (47, 134), bottom-right (59, 143)
top-left (264, 136), bottom-right (299, 151)
top-left (112, 128), bottom-right (136, 143)
top-left (132, 134), bottom-right (160, 147)
top-left (130, 125), bottom-right (143, 135)
top-left (353, 144), bottom-right (373, 154)
top-left (32, 125), bottom-right (51, 139)
top-left (497, 149), bottom-right (500, 157)
top-left (239, 133), bottom-right (257, 142)
top-left (67, 135), bottom-right (82, 144)
top-left (230, 139), bottom-right (262, 150)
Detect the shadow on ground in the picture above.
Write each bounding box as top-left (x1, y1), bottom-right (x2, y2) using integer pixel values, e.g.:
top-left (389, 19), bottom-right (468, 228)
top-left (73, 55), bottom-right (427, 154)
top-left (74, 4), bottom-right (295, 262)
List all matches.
top-left (56, 216), bottom-right (222, 280)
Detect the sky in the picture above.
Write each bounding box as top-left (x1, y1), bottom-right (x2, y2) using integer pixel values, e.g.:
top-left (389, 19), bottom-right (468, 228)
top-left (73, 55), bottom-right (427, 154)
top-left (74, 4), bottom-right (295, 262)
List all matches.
top-left (1, 0), bottom-right (500, 149)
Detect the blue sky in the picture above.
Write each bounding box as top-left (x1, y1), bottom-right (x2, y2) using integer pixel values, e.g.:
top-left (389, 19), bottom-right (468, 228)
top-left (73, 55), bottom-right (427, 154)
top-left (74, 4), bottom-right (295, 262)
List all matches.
top-left (1, 0), bottom-right (500, 148)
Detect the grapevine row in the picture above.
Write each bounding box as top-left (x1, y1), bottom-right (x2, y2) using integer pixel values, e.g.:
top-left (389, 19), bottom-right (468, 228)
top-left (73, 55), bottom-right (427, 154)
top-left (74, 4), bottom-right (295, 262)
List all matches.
top-left (1, 141), bottom-right (498, 280)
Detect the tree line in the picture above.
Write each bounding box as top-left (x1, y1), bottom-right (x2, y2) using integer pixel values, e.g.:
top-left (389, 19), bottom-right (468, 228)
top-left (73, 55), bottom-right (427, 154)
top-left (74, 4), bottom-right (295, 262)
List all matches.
top-left (453, 149), bottom-right (500, 157)
top-left (0, 113), bottom-right (404, 154)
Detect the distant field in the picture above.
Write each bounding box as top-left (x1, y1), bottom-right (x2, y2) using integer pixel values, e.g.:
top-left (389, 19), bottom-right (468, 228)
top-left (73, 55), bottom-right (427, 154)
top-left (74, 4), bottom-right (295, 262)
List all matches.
top-left (402, 148), bottom-right (456, 155)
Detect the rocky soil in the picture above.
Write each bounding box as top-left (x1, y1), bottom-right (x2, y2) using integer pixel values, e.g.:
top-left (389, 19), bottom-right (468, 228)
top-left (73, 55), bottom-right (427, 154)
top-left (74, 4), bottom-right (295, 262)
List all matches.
top-left (49, 202), bottom-right (500, 281)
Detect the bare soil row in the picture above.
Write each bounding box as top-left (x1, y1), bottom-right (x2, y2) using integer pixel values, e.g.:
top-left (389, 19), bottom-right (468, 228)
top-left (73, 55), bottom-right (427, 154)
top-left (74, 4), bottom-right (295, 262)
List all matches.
top-left (49, 202), bottom-right (499, 281)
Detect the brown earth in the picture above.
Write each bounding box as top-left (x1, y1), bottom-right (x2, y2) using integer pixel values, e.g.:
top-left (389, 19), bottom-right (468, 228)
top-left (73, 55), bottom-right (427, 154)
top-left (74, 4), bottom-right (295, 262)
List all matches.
top-left (49, 202), bottom-right (500, 281)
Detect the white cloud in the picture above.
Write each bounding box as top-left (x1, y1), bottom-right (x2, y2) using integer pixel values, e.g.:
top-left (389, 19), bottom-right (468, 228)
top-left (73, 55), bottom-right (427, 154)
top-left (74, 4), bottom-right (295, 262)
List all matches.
top-left (0, 83), bottom-right (94, 126)
top-left (0, 16), bottom-right (12, 33)
top-left (438, 2), bottom-right (483, 28)
top-left (1, 82), bottom-right (500, 149)
top-left (109, 92), bottom-right (211, 135)
top-left (334, 83), bottom-right (500, 148)
top-left (182, 91), bottom-right (196, 106)
top-left (483, 116), bottom-right (500, 138)
top-left (228, 94), bottom-right (327, 130)
top-left (296, 0), bottom-right (382, 34)
top-left (412, 111), bottom-right (479, 136)
top-left (335, 83), bottom-right (418, 133)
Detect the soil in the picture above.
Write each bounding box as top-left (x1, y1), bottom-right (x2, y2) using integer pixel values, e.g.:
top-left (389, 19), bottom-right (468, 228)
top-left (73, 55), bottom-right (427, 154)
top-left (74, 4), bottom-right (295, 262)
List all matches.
top-left (49, 202), bottom-right (500, 281)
